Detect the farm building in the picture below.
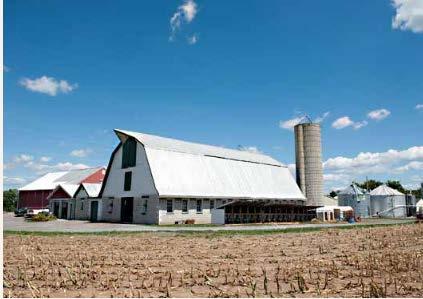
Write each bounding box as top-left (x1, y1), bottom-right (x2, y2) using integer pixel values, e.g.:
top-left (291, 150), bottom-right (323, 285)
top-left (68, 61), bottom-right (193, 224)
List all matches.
top-left (370, 185), bottom-right (406, 218)
top-left (338, 184), bottom-right (370, 218)
top-left (98, 129), bottom-right (312, 225)
top-left (49, 183), bottom-right (102, 220)
top-left (18, 167), bottom-right (106, 209)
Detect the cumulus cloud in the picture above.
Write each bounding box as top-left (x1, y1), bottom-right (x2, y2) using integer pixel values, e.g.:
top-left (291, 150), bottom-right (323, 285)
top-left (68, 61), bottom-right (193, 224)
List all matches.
top-left (416, 104), bottom-right (423, 110)
top-left (13, 154), bottom-right (34, 163)
top-left (20, 76), bottom-right (78, 96)
top-left (324, 146), bottom-right (423, 171)
top-left (367, 108), bottom-right (391, 121)
top-left (238, 146), bottom-right (262, 154)
top-left (279, 116), bottom-right (306, 131)
top-left (332, 116), bottom-right (367, 130)
top-left (70, 148), bottom-right (92, 158)
top-left (4, 176), bottom-right (27, 185)
top-left (40, 156), bottom-right (52, 162)
top-left (323, 146), bottom-right (423, 190)
top-left (392, 0), bottom-right (423, 33)
top-left (187, 34), bottom-right (198, 45)
top-left (170, 0), bottom-right (198, 41)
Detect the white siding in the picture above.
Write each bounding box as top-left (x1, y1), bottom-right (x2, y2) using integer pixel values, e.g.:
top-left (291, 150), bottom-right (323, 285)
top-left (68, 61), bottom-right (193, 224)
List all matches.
top-left (102, 144), bottom-right (158, 198)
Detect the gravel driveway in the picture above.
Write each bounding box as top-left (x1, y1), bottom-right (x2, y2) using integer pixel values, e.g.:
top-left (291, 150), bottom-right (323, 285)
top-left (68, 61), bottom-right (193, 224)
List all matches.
top-left (3, 213), bottom-right (414, 233)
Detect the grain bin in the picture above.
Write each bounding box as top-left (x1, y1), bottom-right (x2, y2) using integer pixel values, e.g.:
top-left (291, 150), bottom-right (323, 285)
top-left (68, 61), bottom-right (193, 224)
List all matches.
top-left (294, 123), bottom-right (323, 206)
top-left (338, 184), bottom-right (370, 218)
top-left (370, 185), bottom-right (406, 218)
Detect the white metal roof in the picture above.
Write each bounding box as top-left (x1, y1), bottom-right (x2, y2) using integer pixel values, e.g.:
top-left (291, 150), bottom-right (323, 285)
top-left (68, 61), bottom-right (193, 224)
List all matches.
top-left (317, 205), bottom-right (352, 212)
top-left (81, 183), bottom-right (102, 197)
top-left (114, 129), bottom-right (283, 166)
top-left (19, 167), bottom-right (104, 191)
top-left (370, 185), bottom-right (404, 196)
top-left (416, 199), bottom-right (423, 207)
top-left (115, 129), bottom-right (305, 201)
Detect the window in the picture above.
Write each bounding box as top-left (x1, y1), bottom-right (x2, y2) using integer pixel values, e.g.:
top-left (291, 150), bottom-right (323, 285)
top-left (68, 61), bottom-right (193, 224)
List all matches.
top-left (210, 199), bottom-right (215, 210)
top-left (81, 201), bottom-right (84, 210)
top-left (166, 199), bottom-right (173, 213)
top-left (196, 199), bottom-right (202, 213)
top-left (142, 200), bottom-right (148, 214)
top-left (124, 171), bottom-right (132, 191)
top-left (122, 138), bottom-right (137, 168)
top-left (182, 199), bottom-right (188, 213)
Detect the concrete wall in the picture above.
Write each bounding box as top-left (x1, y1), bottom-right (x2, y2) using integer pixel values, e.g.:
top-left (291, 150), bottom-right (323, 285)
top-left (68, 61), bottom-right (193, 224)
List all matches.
top-left (158, 198), bottom-right (222, 225)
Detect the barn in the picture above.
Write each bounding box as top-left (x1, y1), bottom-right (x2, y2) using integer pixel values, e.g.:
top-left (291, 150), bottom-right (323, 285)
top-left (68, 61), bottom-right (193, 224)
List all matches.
top-left (98, 129), bottom-right (311, 225)
top-left (18, 167), bottom-right (106, 209)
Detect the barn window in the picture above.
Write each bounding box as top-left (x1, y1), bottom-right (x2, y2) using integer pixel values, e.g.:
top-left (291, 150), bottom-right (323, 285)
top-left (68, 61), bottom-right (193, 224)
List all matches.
top-left (182, 199), bottom-right (188, 213)
top-left (210, 199), bottom-right (215, 210)
top-left (122, 138), bottom-right (137, 168)
top-left (196, 199), bottom-right (202, 213)
top-left (124, 171), bottom-right (132, 191)
top-left (166, 200), bottom-right (173, 213)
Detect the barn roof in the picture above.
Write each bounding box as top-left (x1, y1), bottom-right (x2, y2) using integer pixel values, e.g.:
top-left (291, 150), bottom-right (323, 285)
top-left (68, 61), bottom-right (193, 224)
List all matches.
top-left (47, 184), bottom-right (80, 199)
top-left (113, 129), bottom-right (305, 201)
top-left (19, 167), bottom-right (104, 191)
top-left (338, 184), bottom-right (365, 196)
top-left (114, 129), bottom-right (282, 166)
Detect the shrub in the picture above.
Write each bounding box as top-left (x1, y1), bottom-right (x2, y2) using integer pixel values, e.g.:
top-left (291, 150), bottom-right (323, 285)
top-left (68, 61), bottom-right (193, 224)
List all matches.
top-left (31, 213), bottom-right (57, 222)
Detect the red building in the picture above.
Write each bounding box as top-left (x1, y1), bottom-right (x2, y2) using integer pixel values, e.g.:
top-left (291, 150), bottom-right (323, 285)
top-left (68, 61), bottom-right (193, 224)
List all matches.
top-left (18, 167), bottom-right (105, 209)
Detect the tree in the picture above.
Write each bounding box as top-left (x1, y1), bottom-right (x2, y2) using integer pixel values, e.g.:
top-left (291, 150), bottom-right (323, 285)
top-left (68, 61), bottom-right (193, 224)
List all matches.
top-left (354, 179), bottom-right (383, 191)
top-left (3, 189), bottom-right (18, 212)
top-left (329, 190), bottom-right (337, 198)
top-left (386, 180), bottom-right (406, 194)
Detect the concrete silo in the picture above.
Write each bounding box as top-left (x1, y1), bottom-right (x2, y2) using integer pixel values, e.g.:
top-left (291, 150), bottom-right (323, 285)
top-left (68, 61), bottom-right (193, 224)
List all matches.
top-left (294, 123), bottom-right (323, 206)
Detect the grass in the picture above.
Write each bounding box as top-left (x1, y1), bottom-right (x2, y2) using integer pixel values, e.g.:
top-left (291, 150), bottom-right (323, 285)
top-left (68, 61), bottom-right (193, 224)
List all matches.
top-left (3, 220), bottom-right (416, 237)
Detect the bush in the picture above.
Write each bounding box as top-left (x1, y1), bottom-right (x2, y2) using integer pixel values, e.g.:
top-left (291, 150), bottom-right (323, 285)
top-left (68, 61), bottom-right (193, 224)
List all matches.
top-left (31, 213), bottom-right (57, 222)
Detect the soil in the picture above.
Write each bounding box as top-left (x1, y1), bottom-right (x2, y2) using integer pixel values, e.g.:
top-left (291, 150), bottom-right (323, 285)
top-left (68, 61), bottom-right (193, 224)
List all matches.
top-left (3, 224), bottom-right (423, 297)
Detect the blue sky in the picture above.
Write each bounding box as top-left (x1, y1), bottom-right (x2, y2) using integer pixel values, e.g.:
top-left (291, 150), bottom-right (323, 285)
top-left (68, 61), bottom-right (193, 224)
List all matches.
top-left (4, 0), bottom-right (423, 191)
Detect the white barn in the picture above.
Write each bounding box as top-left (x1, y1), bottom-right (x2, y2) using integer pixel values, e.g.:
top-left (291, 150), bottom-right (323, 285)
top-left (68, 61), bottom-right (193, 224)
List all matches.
top-left (98, 129), bottom-right (308, 225)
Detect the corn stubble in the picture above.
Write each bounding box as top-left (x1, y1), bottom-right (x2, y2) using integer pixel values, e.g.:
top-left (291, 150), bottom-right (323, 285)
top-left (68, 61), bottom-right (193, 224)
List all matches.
top-left (3, 224), bottom-right (423, 298)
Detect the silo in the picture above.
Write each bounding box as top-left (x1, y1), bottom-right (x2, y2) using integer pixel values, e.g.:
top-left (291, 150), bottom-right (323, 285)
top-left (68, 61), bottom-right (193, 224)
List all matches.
top-left (338, 184), bottom-right (370, 218)
top-left (294, 123), bottom-right (323, 206)
top-left (370, 185), bottom-right (406, 218)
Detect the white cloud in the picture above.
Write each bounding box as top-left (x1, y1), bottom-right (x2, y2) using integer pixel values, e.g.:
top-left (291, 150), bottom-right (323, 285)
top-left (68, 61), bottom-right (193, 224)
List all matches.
top-left (392, 0), bottom-right (423, 33)
top-left (395, 161), bottom-right (423, 172)
top-left (40, 156), bottom-right (52, 162)
top-left (332, 116), bottom-right (354, 129)
top-left (238, 146), bottom-right (262, 154)
top-left (20, 76), bottom-right (78, 96)
top-left (323, 173), bottom-right (350, 182)
top-left (324, 146), bottom-right (423, 170)
top-left (367, 108), bottom-right (391, 121)
top-left (279, 116), bottom-right (306, 131)
top-left (314, 112), bottom-right (330, 123)
top-left (25, 161), bottom-right (90, 173)
top-left (4, 176), bottom-right (27, 185)
top-left (13, 154), bottom-right (34, 163)
top-left (70, 148), bottom-right (92, 158)
top-left (332, 116), bottom-right (367, 130)
top-left (170, 0), bottom-right (198, 41)
top-left (187, 34), bottom-right (198, 45)
top-left (416, 104), bottom-right (423, 110)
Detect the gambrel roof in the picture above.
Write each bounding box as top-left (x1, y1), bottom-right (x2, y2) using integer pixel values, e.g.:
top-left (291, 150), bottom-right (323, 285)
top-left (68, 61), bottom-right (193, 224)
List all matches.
top-left (108, 129), bottom-right (305, 201)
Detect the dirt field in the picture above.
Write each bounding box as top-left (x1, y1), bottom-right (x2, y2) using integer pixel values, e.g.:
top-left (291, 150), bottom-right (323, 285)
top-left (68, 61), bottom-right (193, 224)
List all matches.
top-left (3, 224), bottom-right (423, 298)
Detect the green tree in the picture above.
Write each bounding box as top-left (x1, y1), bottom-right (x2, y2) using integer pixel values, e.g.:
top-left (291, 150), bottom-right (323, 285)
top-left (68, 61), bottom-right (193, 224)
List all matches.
top-left (386, 180), bottom-right (406, 194)
top-left (329, 190), bottom-right (337, 198)
top-left (354, 179), bottom-right (383, 191)
top-left (3, 189), bottom-right (18, 212)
